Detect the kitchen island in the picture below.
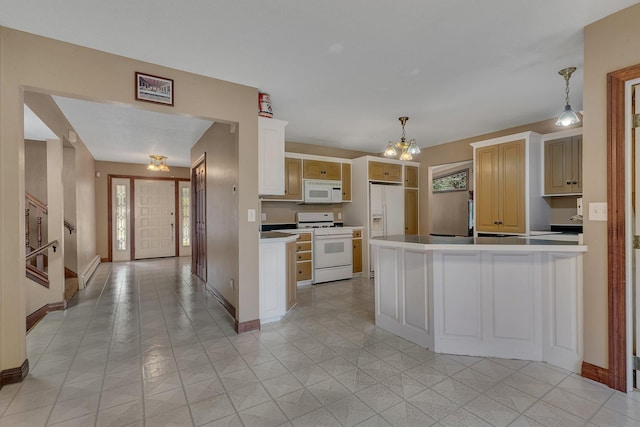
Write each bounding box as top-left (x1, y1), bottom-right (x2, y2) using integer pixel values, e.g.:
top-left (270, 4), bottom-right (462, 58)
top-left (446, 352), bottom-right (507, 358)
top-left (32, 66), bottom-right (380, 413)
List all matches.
top-left (369, 235), bottom-right (587, 372)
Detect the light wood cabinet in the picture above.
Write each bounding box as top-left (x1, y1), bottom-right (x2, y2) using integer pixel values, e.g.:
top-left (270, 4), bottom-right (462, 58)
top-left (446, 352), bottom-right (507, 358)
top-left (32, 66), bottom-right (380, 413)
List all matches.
top-left (475, 140), bottom-right (525, 234)
top-left (341, 163), bottom-right (352, 201)
top-left (404, 189), bottom-right (419, 234)
top-left (368, 161), bottom-right (402, 182)
top-left (286, 241), bottom-right (296, 310)
top-left (303, 159), bottom-right (341, 180)
top-left (544, 135), bottom-right (582, 195)
top-left (258, 117), bottom-right (287, 195)
top-left (263, 157), bottom-right (302, 200)
top-left (352, 231), bottom-right (362, 273)
top-left (295, 232), bottom-right (313, 282)
top-left (404, 165), bottom-right (419, 188)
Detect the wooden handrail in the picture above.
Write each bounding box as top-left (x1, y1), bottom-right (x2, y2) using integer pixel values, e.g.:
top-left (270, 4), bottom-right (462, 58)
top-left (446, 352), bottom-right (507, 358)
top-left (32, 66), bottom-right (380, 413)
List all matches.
top-left (26, 240), bottom-right (58, 261)
top-left (25, 193), bottom-right (75, 234)
top-left (64, 220), bottom-right (76, 234)
top-left (25, 192), bottom-right (47, 214)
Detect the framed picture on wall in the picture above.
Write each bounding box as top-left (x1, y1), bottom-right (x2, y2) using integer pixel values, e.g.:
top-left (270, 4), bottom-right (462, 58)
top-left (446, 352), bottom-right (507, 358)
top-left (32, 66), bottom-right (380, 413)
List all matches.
top-left (135, 72), bottom-right (174, 106)
top-left (432, 168), bottom-right (468, 193)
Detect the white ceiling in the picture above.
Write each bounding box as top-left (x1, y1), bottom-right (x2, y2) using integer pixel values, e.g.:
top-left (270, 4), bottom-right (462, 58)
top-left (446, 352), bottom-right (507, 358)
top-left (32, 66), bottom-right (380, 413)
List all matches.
top-left (3, 0), bottom-right (638, 166)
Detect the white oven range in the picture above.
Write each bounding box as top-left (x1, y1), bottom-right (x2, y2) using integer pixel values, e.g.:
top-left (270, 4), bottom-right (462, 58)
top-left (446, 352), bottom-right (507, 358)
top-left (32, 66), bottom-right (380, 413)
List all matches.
top-left (296, 212), bottom-right (353, 284)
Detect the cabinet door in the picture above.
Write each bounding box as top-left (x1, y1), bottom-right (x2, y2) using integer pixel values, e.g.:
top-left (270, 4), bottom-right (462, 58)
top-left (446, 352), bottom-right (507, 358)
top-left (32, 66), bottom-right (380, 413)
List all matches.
top-left (258, 117), bottom-right (286, 195)
top-left (385, 164), bottom-right (403, 182)
top-left (368, 161), bottom-right (387, 180)
top-left (296, 261), bottom-right (312, 281)
top-left (342, 163), bottom-right (352, 201)
top-left (284, 158), bottom-right (302, 200)
top-left (303, 159), bottom-right (324, 179)
top-left (571, 135), bottom-right (582, 193)
top-left (286, 241), bottom-right (297, 310)
top-left (404, 165), bottom-right (419, 188)
top-left (324, 161), bottom-right (342, 180)
top-left (368, 161), bottom-right (403, 182)
top-left (404, 189), bottom-right (419, 234)
top-left (544, 137), bottom-right (572, 194)
top-left (499, 140), bottom-right (526, 234)
top-left (475, 145), bottom-right (500, 233)
top-left (352, 239), bottom-right (362, 273)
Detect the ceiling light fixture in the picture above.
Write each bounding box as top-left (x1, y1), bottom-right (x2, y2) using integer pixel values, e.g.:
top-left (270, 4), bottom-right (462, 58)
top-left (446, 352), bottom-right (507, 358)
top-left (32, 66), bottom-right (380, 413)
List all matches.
top-left (147, 155), bottom-right (170, 172)
top-left (383, 116), bottom-right (421, 161)
top-left (555, 67), bottom-right (581, 127)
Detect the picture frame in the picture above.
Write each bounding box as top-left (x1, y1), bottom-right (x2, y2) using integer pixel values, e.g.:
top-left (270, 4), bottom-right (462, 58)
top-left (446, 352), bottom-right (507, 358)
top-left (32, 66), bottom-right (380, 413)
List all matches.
top-left (432, 168), bottom-right (469, 193)
top-left (135, 72), bottom-right (174, 106)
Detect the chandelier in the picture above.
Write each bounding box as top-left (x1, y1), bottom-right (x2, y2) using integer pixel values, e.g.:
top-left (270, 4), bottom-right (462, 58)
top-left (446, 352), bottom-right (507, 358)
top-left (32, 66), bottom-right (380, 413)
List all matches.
top-left (147, 155), bottom-right (170, 172)
top-left (383, 116), bottom-right (421, 161)
top-left (555, 67), bottom-right (581, 126)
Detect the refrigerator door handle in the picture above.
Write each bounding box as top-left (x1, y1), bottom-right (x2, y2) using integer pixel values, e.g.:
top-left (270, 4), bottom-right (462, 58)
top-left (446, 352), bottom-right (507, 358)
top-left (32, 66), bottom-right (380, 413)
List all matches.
top-left (383, 204), bottom-right (387, 236)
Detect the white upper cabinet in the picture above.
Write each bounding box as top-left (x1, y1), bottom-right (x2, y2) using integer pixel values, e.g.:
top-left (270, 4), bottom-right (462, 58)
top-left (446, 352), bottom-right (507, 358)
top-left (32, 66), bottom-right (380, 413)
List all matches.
top-left (258, 117), bottom-right (288, 196)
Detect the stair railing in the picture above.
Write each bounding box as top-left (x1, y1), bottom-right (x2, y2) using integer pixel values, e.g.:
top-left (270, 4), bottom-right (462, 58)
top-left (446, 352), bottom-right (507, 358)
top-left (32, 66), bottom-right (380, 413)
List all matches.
top-left (25, 193), bottom-right (74, 287)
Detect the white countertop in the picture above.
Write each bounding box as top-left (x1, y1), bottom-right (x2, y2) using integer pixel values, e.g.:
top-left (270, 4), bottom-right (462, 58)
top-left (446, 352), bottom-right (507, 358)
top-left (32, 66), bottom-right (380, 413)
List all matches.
top-left (370, 234), bottom-right (587, 252)
top-left (259, 231), bottom-right (298, 243)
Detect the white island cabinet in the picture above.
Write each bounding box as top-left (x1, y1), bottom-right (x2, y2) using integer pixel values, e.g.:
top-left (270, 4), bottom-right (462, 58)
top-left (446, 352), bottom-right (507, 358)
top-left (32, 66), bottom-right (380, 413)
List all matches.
top-left (259, 232), bottom-right (298, 324)
top-left (370, 235), bottom-right (587, 372)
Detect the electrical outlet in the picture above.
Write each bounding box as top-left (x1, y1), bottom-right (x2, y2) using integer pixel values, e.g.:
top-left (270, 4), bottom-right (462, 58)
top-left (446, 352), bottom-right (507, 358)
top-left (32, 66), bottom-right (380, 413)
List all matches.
top-left (261, 213), bottom-right (267, 221)
top-left (337, 212), bottom-right (342, 220)
top-left (589, 202), bottom-right (607, 221)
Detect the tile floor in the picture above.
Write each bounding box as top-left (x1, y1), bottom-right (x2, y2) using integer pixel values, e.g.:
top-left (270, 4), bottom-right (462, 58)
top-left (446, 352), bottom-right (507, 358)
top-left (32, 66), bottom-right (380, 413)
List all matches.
top-left (2, 258), bottom-right (640, 426)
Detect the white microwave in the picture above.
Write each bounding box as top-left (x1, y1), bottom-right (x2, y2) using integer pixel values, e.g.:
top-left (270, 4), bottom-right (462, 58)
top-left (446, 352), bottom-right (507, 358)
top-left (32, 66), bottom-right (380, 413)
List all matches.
top-left (303, 180), bottom-right (342, 204)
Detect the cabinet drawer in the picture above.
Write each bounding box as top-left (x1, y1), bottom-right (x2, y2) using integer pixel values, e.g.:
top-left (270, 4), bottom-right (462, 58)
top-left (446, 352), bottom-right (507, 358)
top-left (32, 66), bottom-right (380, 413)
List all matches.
top-left (298, 233), bottom-right (312, 242)
top-left (352, 230), bottom-right (362, 238)
top-left (296, 261), bottom-right (312, 281)
top-left (296, 242), bottom-right (312, 252)
top-left (296, 252), bottom-right (312, 262)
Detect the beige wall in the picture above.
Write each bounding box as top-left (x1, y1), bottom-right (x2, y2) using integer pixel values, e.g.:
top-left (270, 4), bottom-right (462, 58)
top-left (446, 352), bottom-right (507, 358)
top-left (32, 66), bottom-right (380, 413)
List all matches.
top-left (286, 141), bottom-right (370, 159)
top-left (94, 161), bottom-right (190, 259)
top-left (191, 123), bottom-right (239, 308)
top-left (63, 146), bottom-right (78, 273)
top-left (0, 26), bottom-right (258, 375)
top-left (582, 3), bottom-right (640, 369)
top-left (261, 201), bottom-right (343, 226)
top-left (24, 140), bottom-right (47, 203)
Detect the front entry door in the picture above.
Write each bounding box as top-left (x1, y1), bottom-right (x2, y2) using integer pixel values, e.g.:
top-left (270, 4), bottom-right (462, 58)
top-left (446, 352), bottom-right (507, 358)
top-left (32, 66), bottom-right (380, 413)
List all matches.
top-left (134, 179), bottom-right (176, 259)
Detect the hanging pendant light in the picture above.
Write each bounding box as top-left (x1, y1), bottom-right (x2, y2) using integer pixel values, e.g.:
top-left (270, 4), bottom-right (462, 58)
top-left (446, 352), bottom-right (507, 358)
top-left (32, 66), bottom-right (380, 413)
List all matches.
top-left (383, 116), bottom-right (421, 160)
top-left (555, 67), bottom-right (581, 127)
top-left (147, 155), bottom-right (170, 172)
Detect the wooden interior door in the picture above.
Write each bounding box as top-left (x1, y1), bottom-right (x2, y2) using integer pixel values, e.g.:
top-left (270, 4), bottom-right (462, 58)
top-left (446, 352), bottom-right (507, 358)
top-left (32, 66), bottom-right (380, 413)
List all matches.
top-left (134, 179), bottom-right (176, 259)
top-left (192, 157), bottom-right (207, 281)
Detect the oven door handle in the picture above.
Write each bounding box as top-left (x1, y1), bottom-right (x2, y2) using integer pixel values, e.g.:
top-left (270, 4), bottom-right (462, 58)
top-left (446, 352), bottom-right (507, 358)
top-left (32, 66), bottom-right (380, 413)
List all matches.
top-left (314, 235), bottom-right (352, 240)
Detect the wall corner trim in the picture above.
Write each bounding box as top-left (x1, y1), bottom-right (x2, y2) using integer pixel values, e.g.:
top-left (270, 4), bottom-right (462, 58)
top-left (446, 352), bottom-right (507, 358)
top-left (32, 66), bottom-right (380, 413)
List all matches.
top-left (581, 361), bottom-right (610, 386)
top-left (0, 359), bottom-right (29, 390)
top-left (235, 319), bottom-right (260, 334)
top-left (207, 285), bottom-right (236, 319)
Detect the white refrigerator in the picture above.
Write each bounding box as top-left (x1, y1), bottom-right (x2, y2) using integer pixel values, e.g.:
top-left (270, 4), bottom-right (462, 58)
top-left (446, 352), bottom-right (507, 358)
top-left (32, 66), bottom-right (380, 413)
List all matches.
top-left (369, 183), bottom-right (404, 275)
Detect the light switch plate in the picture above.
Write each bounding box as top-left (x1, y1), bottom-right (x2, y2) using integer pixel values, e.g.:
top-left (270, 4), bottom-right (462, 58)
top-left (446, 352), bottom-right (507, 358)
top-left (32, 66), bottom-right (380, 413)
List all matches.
top-left (248, 209), bottom-right (256, 222)
top-left (589, 202), bottom-right (607, 221)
